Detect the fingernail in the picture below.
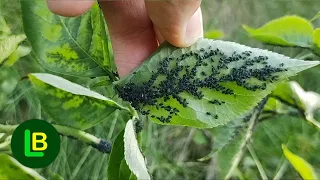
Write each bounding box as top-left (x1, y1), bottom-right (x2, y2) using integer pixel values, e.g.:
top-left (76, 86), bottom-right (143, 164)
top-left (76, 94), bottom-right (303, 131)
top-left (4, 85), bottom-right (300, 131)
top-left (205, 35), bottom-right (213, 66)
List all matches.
top-left (185, 8), bottom-right (203, 46)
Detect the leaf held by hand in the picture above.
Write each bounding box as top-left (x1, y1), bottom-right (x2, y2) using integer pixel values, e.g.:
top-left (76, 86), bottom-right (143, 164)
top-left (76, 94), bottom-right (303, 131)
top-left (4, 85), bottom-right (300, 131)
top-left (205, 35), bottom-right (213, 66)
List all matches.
top-left (116, 39), bottom-right (319, 128)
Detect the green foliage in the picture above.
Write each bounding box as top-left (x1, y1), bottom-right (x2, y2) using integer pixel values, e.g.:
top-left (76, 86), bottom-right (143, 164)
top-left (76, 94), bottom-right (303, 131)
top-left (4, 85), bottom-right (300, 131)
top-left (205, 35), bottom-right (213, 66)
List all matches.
top-left (116, 38), bottom-right (319, 128)
top-left (124, 120), bottom-right (150, 180)
top-left (108, 130), bottom-right (126, 179)
top-left (0, 16), bottom-right (11, 37)
top-left (216, 101), bottom-right (265, 179)
top-left (20, 0), bottom-right (116, 79)
top-left (247, 115), bottom-right (320, 179)
top-left (204, 30), bottom-right (224, 39)
top-left (0, 34), bottom-right (26, 65)
top-left (243, 16), bottom-right (314, 47)
top-left (0, 67), bottom-right (19, 110)
top-left (282, 145), bottom-right (319, 180)
top-left (5, 45), bottom-right (31, 67)
top-left (28, 73), bottom-right (128, 130)
top-left (0, 154), bottom-right (45, 180)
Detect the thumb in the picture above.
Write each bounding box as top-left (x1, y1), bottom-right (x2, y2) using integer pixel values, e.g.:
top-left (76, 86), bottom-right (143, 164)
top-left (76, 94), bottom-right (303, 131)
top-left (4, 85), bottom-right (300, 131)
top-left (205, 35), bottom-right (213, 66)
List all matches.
top-left (145, 0), bottom-right (203, 47)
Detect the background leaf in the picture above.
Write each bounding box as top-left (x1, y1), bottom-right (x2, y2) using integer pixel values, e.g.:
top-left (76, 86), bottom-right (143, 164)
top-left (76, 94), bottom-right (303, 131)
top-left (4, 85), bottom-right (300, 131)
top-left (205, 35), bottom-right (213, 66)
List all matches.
top-left (204, 30), bottom-right (224, 39)
top-left (216, 100), bottom-right (265, 179)
top-left (243, 16), bottom-right (314, 47)
top-left (29, 73), bottom-right (127, 130)
top-left (108, 130), bottom-right (126, 180)
top-left (124, 120), bottom-right (150, 180)
top-left (0, 67), bottom-right (19, 110)
top-left (21, 0), bottom-right (116, 79)
top-left (313, 28), bottom-right (320, 56)
top-left (116, 39), bottom-right (319, 128)
top-left (0, 34), bottom-right (26, 65)
top-left (0, 154), bottom-right (45, 180)
top-left (4, 45), bottom-right (31, 66)
top-left (282, 145), bottom-right (319, 180)
top-left (0, 16), bottom-right (11, 37)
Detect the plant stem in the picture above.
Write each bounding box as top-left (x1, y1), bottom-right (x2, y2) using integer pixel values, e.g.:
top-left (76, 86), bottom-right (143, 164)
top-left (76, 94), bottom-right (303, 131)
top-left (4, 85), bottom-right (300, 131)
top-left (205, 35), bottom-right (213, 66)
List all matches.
top-left (0, 124), bottom-right (112, 153)
top-left (225, 98), bottom-right (268, 179)
top-left (273, 161), bottom-right (288, 180)
top-left (247, 143), bottom-right (268, 180)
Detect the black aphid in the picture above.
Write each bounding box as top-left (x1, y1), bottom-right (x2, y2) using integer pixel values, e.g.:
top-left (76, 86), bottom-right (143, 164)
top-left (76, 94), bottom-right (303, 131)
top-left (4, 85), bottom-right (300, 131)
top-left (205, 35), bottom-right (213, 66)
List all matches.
top-left (118, 49), bottom-right (285, 123)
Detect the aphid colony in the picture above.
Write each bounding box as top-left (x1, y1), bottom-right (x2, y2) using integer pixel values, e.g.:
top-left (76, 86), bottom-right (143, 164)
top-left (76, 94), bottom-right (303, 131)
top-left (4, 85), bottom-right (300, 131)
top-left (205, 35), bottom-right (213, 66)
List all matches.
top-left (118, 46), bottom-right (287, 123)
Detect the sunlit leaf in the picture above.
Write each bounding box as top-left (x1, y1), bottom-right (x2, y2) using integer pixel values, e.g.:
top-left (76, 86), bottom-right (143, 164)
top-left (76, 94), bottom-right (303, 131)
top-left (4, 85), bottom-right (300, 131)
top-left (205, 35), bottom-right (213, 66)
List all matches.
top-left (313, 28), bottom-right (320, 56)
top-left (0, 154), bottom-right (45, 180)
top-left (0, 16), bottom-right (11, 37)
top-left (282, 145), bottom-right (319, 180)
top-left (21, 0), bottom-right (116, 79)
top-left (205, 30), bottom-right (224, 39)
top-left (29, 73), bottom-right (128, 130)
top-left (4, 45), bottom-right (31, 66)
top-left (243, 16), bottom-right (313, 47)
top-left (0, 35), bottom-right (26, 65)
top-left (124, 120), bottom-right (150, 180)
top-left (116, 39), bottom-right (319, 128)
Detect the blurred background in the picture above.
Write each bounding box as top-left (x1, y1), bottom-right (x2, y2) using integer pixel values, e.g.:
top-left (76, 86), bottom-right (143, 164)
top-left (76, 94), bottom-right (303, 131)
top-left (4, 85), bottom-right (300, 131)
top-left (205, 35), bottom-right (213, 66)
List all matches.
top-left (1, 0), bottom-right (320, 179)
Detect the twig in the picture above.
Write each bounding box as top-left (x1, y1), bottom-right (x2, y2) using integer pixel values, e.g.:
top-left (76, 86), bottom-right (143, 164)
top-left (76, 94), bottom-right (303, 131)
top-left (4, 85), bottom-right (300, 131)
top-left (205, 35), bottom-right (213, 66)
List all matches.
top-left (247, 143), bottom-right (268, 180)
top-left (273, 161), bottom-right (288, 180)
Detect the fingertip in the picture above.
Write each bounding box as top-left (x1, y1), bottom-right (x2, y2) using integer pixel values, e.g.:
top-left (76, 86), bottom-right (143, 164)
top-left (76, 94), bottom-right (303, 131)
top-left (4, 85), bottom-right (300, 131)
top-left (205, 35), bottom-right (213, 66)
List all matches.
top-left (46, 0), bottom-right (95, 17)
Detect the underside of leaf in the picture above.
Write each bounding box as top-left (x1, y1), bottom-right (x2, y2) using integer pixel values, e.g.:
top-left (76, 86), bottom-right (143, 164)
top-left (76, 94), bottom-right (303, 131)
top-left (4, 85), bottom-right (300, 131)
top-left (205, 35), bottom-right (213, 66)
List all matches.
top-left (116, 39), bottom-right (319, 128)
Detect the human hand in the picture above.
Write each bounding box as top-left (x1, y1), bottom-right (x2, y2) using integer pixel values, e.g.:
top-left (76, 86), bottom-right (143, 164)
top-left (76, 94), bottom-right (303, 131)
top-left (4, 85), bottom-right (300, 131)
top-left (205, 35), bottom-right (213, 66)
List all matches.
top-left (46, 0), bottom-right (203, 76)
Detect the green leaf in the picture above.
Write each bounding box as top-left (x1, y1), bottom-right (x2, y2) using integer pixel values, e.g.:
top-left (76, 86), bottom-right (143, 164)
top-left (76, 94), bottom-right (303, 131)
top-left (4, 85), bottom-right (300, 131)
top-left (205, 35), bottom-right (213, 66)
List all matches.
top-left (0, 34), bottom-right (26, 65)
top-left (116, 39), bottom-right (319, 128)
top-left (282, 145), bottom-right (319, 180)
top-left (271, 82), bottom-right (297, 107)
top-left (0, 16), bottom-right (11, 37)
top-left (124, 120), bottom-right (150, 180)
top-left (312, 28), bottom-right (320, 56)
top-left (0, 154), bottom-right (45, 180)
top-left (198, 116), bottom-right (245, 161)
top-left (108, 130), bottom-right (125, 179)
top-left (204, 30), bottom-right (224, 39)
top-left (243, 16), bottom-right (314, 47)
top-left (0, 66), bottom-right (19, 110)
top-left (21, 0), bottom-right (116, 79)
top-left (29, 73), bottom-right (128, 130)
top-left (4, 45), bottom-right (31, 66)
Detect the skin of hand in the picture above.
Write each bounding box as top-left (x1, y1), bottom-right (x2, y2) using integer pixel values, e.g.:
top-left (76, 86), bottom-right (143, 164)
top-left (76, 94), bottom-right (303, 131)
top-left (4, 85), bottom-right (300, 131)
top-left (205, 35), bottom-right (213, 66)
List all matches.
top-left (46, 0), bottom-right (203, 76)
